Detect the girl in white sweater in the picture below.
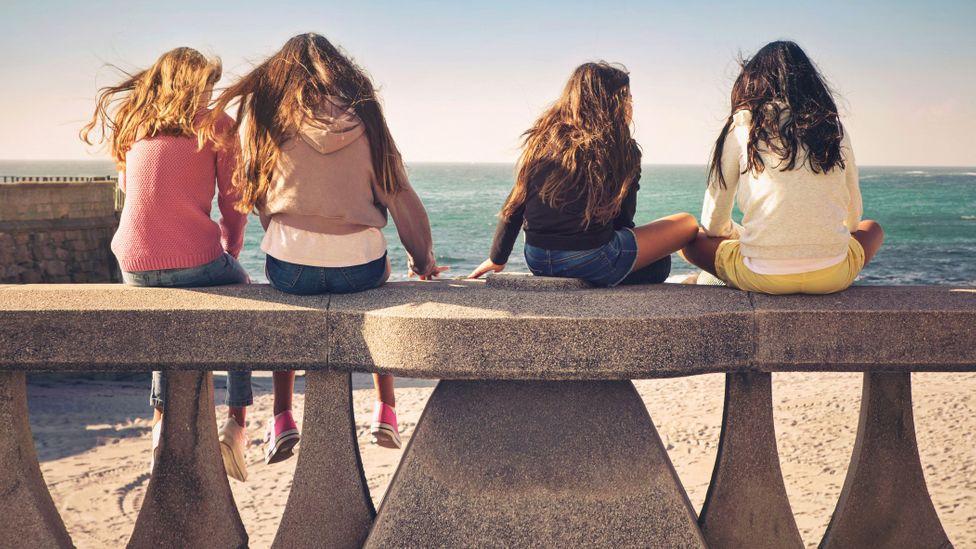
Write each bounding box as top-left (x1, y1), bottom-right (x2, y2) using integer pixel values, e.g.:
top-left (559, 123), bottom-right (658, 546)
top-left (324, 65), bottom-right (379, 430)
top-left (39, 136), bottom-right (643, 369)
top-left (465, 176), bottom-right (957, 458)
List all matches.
top-left (682, 41), bottom-right (884, 294)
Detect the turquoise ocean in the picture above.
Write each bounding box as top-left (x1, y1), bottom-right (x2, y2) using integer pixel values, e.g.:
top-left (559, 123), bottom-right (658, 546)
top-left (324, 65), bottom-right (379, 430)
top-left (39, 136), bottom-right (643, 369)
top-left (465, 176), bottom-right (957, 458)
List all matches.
top-left (2, 160), bottom-right (974, 286)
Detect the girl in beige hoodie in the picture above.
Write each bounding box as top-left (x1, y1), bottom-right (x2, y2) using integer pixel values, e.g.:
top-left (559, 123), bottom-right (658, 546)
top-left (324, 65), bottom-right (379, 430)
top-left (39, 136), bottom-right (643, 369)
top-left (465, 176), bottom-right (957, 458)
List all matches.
top-left (209, 33), bottom-right (447, 467)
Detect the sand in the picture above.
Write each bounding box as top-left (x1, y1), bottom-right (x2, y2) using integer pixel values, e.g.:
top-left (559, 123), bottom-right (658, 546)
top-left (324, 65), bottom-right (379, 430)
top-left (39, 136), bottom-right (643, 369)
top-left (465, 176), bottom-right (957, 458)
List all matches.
top-left (27, 371), bottom-right (976, 548)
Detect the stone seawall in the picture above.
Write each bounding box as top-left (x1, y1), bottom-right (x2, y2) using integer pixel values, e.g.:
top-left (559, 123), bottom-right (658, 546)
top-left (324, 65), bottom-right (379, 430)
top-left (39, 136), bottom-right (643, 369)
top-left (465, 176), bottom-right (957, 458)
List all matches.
top-left (0, 181), bottom-right (120, 283)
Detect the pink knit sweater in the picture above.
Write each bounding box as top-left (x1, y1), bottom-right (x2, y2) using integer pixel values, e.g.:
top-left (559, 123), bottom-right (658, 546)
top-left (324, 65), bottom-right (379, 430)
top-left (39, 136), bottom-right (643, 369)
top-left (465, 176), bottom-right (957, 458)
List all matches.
top-left (112, 112), bottom-right (247, 272)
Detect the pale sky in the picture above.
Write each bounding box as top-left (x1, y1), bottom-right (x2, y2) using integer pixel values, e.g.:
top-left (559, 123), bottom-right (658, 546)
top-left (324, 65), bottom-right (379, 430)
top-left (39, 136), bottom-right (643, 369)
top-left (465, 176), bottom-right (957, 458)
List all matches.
top-left (1, 0), bottom-right (974, 166)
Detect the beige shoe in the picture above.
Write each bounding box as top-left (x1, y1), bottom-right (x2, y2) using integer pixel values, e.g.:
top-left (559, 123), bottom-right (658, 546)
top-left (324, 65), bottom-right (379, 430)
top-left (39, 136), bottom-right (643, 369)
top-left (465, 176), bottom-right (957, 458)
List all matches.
top-left (218, 418), bottom-right (249, 482)
top-left (149, 420), bottom-right (162, 474)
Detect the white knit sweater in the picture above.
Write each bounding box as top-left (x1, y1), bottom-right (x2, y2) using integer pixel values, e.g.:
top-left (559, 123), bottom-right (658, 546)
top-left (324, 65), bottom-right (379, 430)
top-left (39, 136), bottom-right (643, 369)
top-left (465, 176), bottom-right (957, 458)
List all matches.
top-left (701, 110), bottom-right (862, 260)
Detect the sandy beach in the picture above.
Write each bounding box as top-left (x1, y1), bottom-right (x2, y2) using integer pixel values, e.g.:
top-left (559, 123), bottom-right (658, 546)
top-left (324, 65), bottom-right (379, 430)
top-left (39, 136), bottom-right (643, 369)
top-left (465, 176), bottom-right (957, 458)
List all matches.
top-left (27, 371), bottom-right (976, 548)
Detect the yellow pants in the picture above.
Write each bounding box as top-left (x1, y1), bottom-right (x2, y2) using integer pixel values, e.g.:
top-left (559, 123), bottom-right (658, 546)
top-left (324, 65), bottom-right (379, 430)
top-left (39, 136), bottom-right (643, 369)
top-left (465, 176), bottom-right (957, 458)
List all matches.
top-left (714, 238), bottom-right (865, 295)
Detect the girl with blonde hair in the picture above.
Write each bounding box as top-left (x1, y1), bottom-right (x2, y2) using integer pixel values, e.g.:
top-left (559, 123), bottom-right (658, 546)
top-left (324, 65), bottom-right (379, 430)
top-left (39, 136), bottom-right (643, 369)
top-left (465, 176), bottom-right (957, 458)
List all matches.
top-left (81, 47), bottom-right (256, 482)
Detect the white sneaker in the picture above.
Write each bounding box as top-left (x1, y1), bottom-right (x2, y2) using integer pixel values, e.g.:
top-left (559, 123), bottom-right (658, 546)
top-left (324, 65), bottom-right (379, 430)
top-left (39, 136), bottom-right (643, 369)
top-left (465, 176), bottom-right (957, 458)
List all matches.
top-left (149, 421), bottom-right (162, 474)
top-left (218, 418), bottom-right (249, 482)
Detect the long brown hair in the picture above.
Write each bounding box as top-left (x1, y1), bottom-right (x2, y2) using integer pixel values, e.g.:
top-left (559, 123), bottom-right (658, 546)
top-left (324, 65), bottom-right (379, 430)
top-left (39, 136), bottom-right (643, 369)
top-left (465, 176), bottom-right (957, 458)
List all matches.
top-left (80, 48), bottom-right (221, 168)
top-left (709, 40), bottom-right (845, 188)
top-left (207, 33), bottom-right (405, 213)
top-left (501, 62), bottom-right (641, 227)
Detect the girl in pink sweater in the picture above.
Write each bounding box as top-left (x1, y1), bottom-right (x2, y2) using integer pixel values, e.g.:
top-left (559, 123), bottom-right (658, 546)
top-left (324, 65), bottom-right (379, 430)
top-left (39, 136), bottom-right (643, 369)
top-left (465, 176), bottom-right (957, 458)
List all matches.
top-left (208, 33), bottom-right (447, 456)
top-left (81, 48), bottom-right (256, 482)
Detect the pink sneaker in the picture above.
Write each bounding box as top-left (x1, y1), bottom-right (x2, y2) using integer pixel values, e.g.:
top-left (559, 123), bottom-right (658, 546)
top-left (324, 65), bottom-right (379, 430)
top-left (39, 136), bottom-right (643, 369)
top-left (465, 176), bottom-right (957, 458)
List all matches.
top-left (371, 402), bottom-right (401, 449)
top-left (265, 410), bottom-right (300, 464)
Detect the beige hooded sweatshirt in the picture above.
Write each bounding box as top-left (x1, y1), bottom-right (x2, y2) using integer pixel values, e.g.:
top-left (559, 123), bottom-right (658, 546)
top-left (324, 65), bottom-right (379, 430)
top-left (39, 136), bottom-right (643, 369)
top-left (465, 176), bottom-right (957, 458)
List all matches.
top-left (257, 99), bottom-right (436, 275)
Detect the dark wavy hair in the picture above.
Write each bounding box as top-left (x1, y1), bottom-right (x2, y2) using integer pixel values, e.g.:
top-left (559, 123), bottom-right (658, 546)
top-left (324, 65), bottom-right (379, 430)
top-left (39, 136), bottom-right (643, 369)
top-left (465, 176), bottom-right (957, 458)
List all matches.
top-left (709, 40), bottom-right (845, 188)
top-left (501, 62), bottom-right (641, 227)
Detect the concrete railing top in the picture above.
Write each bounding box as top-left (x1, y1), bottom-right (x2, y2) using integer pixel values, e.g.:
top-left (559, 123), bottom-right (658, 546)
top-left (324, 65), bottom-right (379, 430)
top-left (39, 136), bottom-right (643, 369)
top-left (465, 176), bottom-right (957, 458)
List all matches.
top-left (1, 276), bottom-right (974, 379)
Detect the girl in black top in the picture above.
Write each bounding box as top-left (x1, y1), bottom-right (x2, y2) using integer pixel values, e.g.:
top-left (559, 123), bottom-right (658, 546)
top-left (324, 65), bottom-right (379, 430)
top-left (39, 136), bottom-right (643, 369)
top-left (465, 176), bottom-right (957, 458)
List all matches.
top-left (469, 62), bottom-right (698, 286)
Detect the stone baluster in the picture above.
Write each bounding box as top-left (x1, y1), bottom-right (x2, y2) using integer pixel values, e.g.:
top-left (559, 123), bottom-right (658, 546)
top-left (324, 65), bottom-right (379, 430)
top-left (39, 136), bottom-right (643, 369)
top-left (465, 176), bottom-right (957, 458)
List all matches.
top-left (128, 371), bottom-right (248, 549)
top-left (0, 371), bottom-right (73, 548)
top-left (365, 380), bottom-right (707, 547)
top-left (273, 370), bottom-right (374, 548)
top-left (820, 372), bottom-right (951, 548)
top-left (699, 372), bottom-right (803, 548)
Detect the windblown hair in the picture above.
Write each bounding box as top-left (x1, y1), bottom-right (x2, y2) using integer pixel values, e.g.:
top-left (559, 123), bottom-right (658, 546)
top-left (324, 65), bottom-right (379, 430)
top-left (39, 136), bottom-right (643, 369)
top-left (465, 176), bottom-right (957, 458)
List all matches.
top-left (207, 32), bottom-right (405, 213)
top-left (80, 48), bottom-right (221, 169)
top-left (709, 40), bottom-right (845, 188)
top-left (501, 62), bottom-right (641, 227)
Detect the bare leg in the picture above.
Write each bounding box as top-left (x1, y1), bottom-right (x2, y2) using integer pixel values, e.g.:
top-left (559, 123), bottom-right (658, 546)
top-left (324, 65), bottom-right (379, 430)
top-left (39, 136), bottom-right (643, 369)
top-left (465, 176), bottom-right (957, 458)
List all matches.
top-left (631, 213), bottom-right (699, 271)
top-left (227, 406), bottom-right (246, 427)
top-left (152, 407), bottom-right (163, 427)
top-left (680, 229), bottom-right (729, 276)
top-left (374, 374), bottom-right (396, 407)
top-left (852, 220), bottom-right (884, 266)
top-left (273, 371), bottom-right (295, 416)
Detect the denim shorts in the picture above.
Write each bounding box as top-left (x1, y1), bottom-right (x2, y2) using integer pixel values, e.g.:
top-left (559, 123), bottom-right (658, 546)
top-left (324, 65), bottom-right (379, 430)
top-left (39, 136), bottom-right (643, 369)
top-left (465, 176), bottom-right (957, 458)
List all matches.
top-left (524, 228), bottom-right (639, 287)
top-left (265, 253), bottom-right (389, 295)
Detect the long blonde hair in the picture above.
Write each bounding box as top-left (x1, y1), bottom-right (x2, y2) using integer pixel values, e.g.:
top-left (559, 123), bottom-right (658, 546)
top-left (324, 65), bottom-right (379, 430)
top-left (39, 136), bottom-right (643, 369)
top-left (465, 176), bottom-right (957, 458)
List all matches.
top-left (206, 33), bottom-right (406, 214)
top-left (502, 62), bottom-right (640, 227)
top-left (80, 47), bottom-right (222, 168)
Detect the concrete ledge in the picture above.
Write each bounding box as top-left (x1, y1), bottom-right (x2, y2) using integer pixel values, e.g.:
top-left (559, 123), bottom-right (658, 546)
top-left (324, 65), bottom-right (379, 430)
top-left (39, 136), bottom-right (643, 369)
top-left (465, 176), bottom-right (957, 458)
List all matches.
top-left (752, 287), bottom-right (976, 371)
top-left (0, 282), bottom-right (974, 378)
top-left (329, 280), bottom-right (753, 379)
top-left (485, 272), bottom-right (592, 290)
top-left (0, 285), bottom-right (330, 370)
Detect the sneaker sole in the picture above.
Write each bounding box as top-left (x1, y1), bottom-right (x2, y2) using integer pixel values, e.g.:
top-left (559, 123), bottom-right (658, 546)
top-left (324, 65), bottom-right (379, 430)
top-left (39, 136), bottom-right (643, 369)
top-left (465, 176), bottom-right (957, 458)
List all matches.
top-left (219, 439), bottom-right (248, 482)
top-left (371, 423), bottom-right (401, 449)
top-left (266, 430), bottom-right (301, 465)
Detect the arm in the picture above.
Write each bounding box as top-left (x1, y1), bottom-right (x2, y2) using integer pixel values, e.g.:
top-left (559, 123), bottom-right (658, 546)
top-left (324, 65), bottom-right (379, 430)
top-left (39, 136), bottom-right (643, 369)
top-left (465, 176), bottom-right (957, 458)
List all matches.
top-left (375, 159), bottom-right (437, 277)
top-left (215, 120), bottom-right (247, 258)
top-left (117, 169), bottom-right (126, 193)
top-left (468, 187), bottom-right (524, 279)
top-left (701, 128), bottom-right (742, 238)
top-left (612, 176), bottom-right (640, 230)
top-left (842, 134), bottom-right (863, 232)
top-left (488, 193), bottom-right (525, 265)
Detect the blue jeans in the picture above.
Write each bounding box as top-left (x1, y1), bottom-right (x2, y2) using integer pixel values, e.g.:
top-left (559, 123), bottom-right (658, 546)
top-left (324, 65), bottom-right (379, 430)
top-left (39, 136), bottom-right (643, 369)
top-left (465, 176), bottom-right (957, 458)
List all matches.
top-left (122, 253), bottom-right (253, 409)
top-left (525, 228), bottom-right (671, 287)
top-left (265, 253), bottom-right (389, 295)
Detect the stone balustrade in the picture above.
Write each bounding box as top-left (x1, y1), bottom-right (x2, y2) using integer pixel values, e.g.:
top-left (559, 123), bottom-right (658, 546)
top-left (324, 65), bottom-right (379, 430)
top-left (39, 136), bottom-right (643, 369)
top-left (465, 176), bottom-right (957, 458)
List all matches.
top-left (0, 277), bottom-right (973, 548)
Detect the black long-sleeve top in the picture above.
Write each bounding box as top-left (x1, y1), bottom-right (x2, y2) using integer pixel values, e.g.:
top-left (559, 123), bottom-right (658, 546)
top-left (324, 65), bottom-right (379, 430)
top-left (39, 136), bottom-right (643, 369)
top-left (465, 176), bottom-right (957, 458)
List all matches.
top-left (489, 163), bottom-right (640, 265)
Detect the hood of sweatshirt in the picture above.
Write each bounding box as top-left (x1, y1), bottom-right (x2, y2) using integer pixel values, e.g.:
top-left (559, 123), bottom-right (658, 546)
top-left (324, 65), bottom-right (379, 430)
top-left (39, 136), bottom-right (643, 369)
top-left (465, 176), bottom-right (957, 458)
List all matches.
top-left (297, 97), bottom-right (366, 154)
